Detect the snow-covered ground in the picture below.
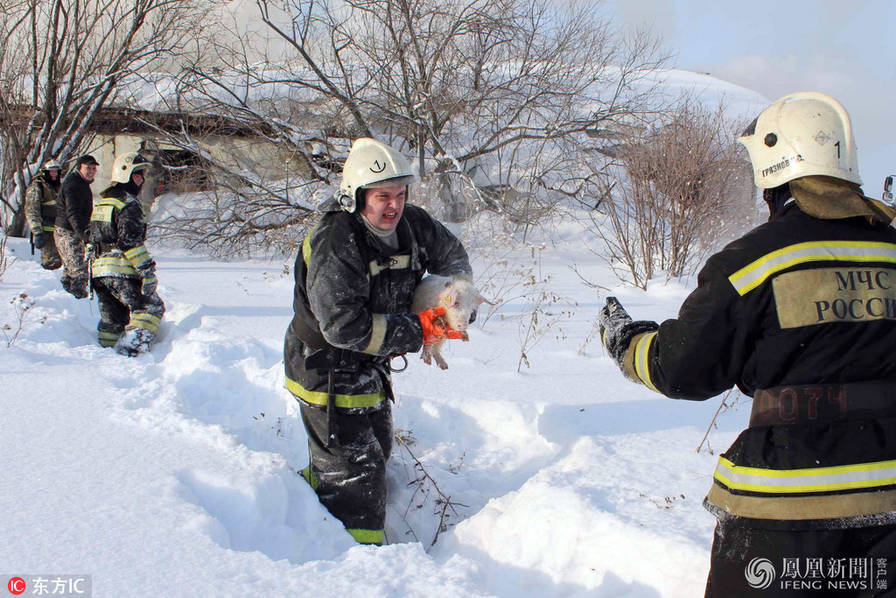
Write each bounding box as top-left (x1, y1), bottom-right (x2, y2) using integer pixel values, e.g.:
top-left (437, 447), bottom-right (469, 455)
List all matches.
top-left (0, 216), bottom-right (752, 597)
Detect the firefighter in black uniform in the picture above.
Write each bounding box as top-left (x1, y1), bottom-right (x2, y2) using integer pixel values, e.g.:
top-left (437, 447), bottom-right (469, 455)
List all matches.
top-left (599, 92), bottom-right (896, 596)
top-left (88, 152), bottom-right (165, 356)
top-left (284, 138), bottom-right (471, 545)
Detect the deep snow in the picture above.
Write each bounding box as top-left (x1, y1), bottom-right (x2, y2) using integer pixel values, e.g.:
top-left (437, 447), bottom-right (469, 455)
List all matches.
top-left (3, 64), bottom-right (771, 597)
top-left (0, 216), bottom-right (753, 597)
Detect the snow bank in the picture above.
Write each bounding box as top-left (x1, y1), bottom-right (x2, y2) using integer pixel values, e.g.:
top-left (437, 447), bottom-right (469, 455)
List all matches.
top-left (0, 223), bottom-right (752, 597)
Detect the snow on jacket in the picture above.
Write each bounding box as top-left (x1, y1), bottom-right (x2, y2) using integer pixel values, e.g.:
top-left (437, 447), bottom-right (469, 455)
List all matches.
top-left (57, 171), bottom-right (94, 240)
top-left (25, 173), bottom-right (59, 235)
top-left (284, 203), bottom-right (471, 412)
top-left (88, 184), bottom-right (155, 280)
top-left (617, 179), bottom-right (896, 529)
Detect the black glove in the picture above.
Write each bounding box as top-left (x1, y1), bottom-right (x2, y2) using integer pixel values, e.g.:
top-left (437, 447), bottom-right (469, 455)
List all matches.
top-left (33, 232), bottom-right (46, 249)
top-left (599, 296), bottom-right (658, 365)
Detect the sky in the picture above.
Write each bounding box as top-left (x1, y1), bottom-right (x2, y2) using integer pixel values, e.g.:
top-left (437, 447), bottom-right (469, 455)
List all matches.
top-left (607, 0), bottom-right (896, 198)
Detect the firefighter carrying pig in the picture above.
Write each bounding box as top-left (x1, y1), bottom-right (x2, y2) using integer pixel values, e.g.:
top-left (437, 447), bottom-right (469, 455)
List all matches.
top-left (284, 137), bottom-right (472, 545)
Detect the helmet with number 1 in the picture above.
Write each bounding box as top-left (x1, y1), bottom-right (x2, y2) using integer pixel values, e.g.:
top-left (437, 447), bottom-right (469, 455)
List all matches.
top-left (336, 138), bottom-right (417, 213)
top-left (111, 152), bottom-right (152, 184)
top-left (738, 92), bottom-right (861, 189)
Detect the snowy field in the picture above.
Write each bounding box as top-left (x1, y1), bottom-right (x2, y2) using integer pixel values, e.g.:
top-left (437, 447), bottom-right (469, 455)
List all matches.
top-left (0, 218), bottom-right (753, 597)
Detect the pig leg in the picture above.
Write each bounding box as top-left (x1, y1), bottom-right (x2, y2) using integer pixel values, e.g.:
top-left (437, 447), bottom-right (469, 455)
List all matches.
top-left (421, 344), bottom-right (434, 365)
top-left (431, 341), bottom-right (449, 370)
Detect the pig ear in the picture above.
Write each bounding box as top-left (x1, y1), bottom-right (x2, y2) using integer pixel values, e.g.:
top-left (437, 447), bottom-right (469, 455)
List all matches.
top-left (477, 294), bottom-right (494, 306)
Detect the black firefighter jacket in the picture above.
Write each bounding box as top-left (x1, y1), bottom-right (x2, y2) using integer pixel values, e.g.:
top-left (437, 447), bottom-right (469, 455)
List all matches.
top-left (58, 171), bottom-right (94, 240)
top-left (284, 204), bottom-right (471, 413)
top-left (88, 184), bottom-right (156, 281)
top-left (619, 199), bottom-right (896, 530)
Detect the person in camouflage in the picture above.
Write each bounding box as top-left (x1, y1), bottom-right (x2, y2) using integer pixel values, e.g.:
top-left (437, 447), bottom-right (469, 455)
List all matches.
top-left (56, 154), bottom-right (98, 298)
top-left (88, 152), bottom-right (164, 356)
top-left (25, 160), bottom-right (62, 270)
top-left (285, 138), bottom-right (472, 545)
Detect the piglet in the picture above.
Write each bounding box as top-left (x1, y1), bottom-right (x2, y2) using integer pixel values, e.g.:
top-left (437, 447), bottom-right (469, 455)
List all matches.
top-left (412, 275), bottom-right (490, 369)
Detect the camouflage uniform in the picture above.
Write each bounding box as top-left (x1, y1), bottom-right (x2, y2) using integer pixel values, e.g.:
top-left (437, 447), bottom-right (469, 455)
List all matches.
top-left (57, 170), bottom-right (94, 298)
top-left (24, 172), bottom-right (61, 270)
top-left (88, 183), bottom-right (164, 355)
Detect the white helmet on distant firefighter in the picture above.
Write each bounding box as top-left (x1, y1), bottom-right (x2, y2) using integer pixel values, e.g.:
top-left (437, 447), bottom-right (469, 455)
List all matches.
top-left (111, 152), bottom-right (152, 184)
top-left (738, 92), bottom-right (861, 189)
top-left (336, 138), bottom-right (417, 213)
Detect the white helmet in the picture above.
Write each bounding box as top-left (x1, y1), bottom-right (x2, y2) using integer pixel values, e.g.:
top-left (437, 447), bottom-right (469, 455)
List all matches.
top-left (111, 152), bottom-right (151, 184)
top-left (738, 92), bottom-right (861, 189)
top-left (336, 138), bottom-right (416, 213)
top-left (42, 159), bottom-right (61, 171)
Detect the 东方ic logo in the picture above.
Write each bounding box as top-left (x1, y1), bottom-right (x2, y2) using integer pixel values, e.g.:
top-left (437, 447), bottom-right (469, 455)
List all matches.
top-left (8, 577), bottom-right (26, 595)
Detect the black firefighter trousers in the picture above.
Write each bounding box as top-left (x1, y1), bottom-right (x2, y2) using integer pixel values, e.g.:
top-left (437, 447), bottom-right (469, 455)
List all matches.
top-left (705, 521), bottom-right (896, 597)
top-left (300, 400), bottom-right (392, 545)
top-left (93, 276), bottom-right (165, 354)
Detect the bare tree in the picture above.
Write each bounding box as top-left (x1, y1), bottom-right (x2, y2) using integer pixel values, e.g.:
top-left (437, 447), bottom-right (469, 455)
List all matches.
top-left (148, 0), bottom-right (664, 253)
top-left (143, 117), bottom-right (328, 257)
top-left (591, 98), bottom-right (759, 288)
top-left (0, 0), bottom-right (205, 236)
top-left (320, 0), bottom-right (664, 224)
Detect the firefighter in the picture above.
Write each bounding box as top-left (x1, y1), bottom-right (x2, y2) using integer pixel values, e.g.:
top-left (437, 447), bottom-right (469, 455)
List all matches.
top-left (25, 159), bottom-right (62, 270)
top-left (57, 154), bottom-right (99, 298)
top-left (88, 152), bottom-right (164, 356)
top-left (599, 92), bottom-right (896, 597)
top-left (285, 138), bottom-right (471, 545)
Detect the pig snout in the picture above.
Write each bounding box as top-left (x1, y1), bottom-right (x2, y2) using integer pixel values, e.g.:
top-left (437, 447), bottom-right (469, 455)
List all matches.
top-left (442, 304), bottom-right (472, 331)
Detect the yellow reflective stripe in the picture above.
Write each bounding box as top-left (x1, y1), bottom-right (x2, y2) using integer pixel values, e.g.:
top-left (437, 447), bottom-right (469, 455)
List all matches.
top-left (97, 197), bottom-right (126, 210)
top-left (714, 456), bottom-right (896, 494)
top-left (361, 314), bottom-right (387, 355)
top-left (346, 528), bottom-right (384, 545)
top-left (302, 233), bottom-right (313, 267)
top-left (124, 245), bottom-right (151, 269)
top-left (41, 225), bottom-right (55, 232)
top-left (633, 331), bottom-right (659, 392)
top-left (285, 376), bottom-right (386, 409)
top-left (369, 255), bottom-right (411, 277)
top-left (729, 241), bottom-right (896, 295)
top-left (302, 224), bottom-right (319, 268)
top-left (128, 313), bottom-right (161, 333)
top-left (92, 255), bottom-right (139, 276)
top-left (300, 465), bottom-right (319, 491)
top-left (98, 331), bottom-right (121, 347)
